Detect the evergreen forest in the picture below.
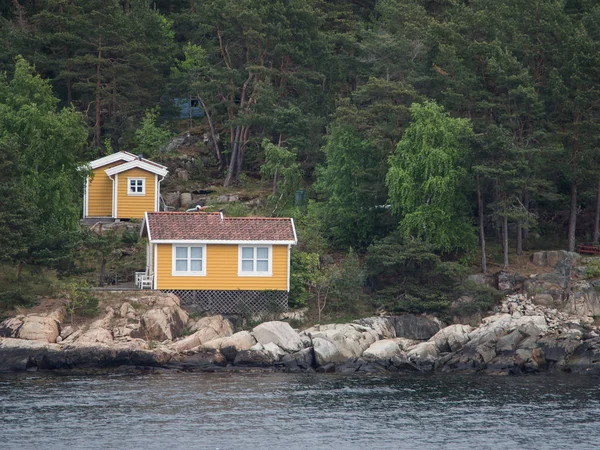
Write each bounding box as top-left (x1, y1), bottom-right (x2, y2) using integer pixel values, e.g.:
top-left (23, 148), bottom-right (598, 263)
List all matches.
top-left (2, 0), bottom-right (600, 321)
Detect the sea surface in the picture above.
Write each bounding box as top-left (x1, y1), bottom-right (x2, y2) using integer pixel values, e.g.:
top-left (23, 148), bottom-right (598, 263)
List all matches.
top-left (1, 371), bottom-right (599, 450)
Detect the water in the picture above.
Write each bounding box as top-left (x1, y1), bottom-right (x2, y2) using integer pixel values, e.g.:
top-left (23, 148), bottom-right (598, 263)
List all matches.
top-left (1, 371), bottom-right (600, 450)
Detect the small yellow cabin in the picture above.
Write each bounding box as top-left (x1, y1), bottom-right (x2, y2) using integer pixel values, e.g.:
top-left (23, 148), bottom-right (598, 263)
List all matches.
top-left (82, 151), bottom-right (169, 220)
top-left (140, 212), bottom-right (297, 313)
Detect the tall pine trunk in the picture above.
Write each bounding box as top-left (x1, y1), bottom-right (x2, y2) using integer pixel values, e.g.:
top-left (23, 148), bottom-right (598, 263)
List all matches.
top-left (568, 181), bottom-right (577, 252)
top-left (477, 175), bottom-right (487, 274)
top-left (94, 36), bottom-right (102, 148)
top-left (594, 179), bottom-right (600, 242)
top-left (522, 189), bottom-right (530, 245)
top-left (502, 215), bottom-right (509, 270)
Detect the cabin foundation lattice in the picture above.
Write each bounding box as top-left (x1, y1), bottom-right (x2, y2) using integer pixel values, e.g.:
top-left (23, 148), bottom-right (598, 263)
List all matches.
top-left (162, 289), bottom-right (288, 315)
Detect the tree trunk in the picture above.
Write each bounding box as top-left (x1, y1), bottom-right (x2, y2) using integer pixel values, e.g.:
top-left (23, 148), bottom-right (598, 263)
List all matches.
top-left (477, 175), bottom-right (487, 274)
top-left (522, 189), bottom-right (530, 244)
top-left (594, 179), bottom-right (600, 242)
top-left (568, 181), bottom-right (577, 252)
top-left (272, 166), bottom-right (278, 196)
top-left (502, 215), bottom-right (509, 270)
top-left (94, 36), bottom-right (102, 148)
top-left (198, 97), bottom-right (224, 170)
top-left (516, 222), bottom-right (522, 256)
top-left (516, 190), bottom-right (523, 256)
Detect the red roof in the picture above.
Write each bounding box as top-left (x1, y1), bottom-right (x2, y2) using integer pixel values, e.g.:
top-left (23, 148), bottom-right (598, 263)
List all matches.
top-left (144, 212), bottom-right (296, 242)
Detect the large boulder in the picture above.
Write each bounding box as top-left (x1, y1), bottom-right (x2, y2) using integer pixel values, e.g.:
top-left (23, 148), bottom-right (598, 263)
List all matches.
top-left (565, 281), bottom-right (600, 317)
top-left (233, 349), bottom-right (273, 367)
top-left (362, 339), bottom-right (403, 360)
top-left (204, 330), bottom-right (257, 361)
top-left (279, 348), bottom-right (315, 372)
top-left (312, 337), bottom-right (346, 366)
top-left (17, 315), bottom-right (60, 343)
top-left (393, 315), bottom-right (442, 340)
top-left (497, 271), bottom-right (525, 293)
top-left (252, 321), bottom-right (304, 353)
top-left (353, 317), bottom-right (396, 339)
top-left (140, 304), bottom-right (189, 341)
top-left (306, 323), bottom-right (379, 363)
top-left (429, 324), bottom-right (472, 353)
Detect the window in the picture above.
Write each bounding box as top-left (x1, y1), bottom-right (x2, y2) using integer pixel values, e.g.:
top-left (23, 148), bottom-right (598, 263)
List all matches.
top-left (128, 178), bottom-right (145, 195)
top-left (238, 245), bottom-right (271, 276)
top-left (172, 245), bottom-right (206, 276)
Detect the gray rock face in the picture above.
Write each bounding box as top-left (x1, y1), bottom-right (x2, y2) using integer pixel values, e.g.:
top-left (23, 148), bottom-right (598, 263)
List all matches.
top-left (180, 193), bottom-right (192, 209)
top-left (393, 315), bottom-right (442, 340)
top-left (175, 350), bottom-right (227, 371)
top-left (353, 317), bottom-right (396, 339)
top-left (212, 331), bottom-right (257, 361)
top-left (279, 348), bottom-right (314, 372)
top-left (233, 349), bottom-right (273, 367)
top-left (252, 321), bottom-right (304, 353)
top-left (163, 192), bottom-right (180, 208)
top-left (429, 324), bottom-right (472, 353)
top-left (362, 339), bottom-right (402, 360)
top-left (306, 323), bottom-right (378, 365)
top-left (497, 271), bottom-right (525, 293)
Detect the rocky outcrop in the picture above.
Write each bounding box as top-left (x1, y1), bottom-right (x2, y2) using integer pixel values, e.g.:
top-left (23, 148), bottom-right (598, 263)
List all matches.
top-left (253, 321), bottom-right (304, 353)
top-left (392, 314), bottom-right (441, 340)
top-left (172, 315), bottom-right (234, 352)
top-left (4, 286), bottom-right (600, 375)
top-left (17, 315), bottom-right (60, 343)
top-left (139, 301), bottom-right (189, 341)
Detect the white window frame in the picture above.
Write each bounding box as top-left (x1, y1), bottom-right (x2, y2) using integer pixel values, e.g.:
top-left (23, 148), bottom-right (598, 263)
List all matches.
top-left (128, 177), bottom-right (146, 196)
top-left (238, 245), bottom-right (272, 277)
top-left (171, 244), bottom-right (207, 276)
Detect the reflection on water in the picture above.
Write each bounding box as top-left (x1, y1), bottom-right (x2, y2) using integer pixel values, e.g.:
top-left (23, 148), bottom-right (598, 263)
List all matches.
top-left (1, 372), bottom-right (599, 450)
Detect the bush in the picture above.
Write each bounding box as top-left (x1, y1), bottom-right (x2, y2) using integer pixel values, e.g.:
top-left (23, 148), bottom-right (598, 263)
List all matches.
top-left (289, 250), bottom-right (319, 308)
top-left (366, 232), bottom-right (468, 316)
top-left (64, 281), bottom-right (99, 324)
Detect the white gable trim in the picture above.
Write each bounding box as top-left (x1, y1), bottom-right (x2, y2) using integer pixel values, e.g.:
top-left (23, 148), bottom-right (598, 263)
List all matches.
top-left (83, 151), bottom-right (137, 170)
top-left (105, 160), bottom-right (168, 177)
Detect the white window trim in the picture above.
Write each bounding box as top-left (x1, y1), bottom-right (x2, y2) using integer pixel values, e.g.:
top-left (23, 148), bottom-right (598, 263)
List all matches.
top-left (171, 244), bottom-right (207, 276)
top-left (238, 244), bottom-right (272, 277)
top-left (128, 177), bottom-right (146, 196)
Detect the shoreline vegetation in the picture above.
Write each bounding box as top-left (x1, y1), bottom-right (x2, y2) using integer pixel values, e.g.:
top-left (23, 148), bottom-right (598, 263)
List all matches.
top-left (2, 250), bottom-right (600, 376)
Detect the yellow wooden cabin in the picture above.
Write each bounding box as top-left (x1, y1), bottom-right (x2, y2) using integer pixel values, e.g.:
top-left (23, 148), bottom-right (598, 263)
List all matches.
top-left (82, 151), bottom-right (169, 220)
top-left (140, 212), bottom-right (297, 313)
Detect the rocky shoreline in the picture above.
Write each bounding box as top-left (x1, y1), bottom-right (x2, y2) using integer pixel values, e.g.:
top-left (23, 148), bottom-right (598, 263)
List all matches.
top-left (3, 250), bottom-right (600, 376)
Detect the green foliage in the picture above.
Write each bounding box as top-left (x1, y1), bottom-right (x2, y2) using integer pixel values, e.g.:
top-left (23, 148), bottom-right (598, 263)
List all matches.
top-left (387, 101), bottom-right (476, 253)
top-left (289, 250), bottom-right (320, 308)
top-left (328, 249), bottom-right (367, 316)
top-left (451, 282), bottom-right (500, 317)
top-left (366, 231), bottom-right (467, 315)
top-left (121, 229), bottom-right (140, 246)
top-left (64, 281), bottom-right (99, 325)
top-left (260, 139), bottom-right (303, 214)
top-left (134, 107), bottom-right (173, 157)
top-left (0, 57), bottom-right (87, 271)
top-left (0, 266), bottom-right (60, 312)
top-left (315, 125), bottom-right (394, 249)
